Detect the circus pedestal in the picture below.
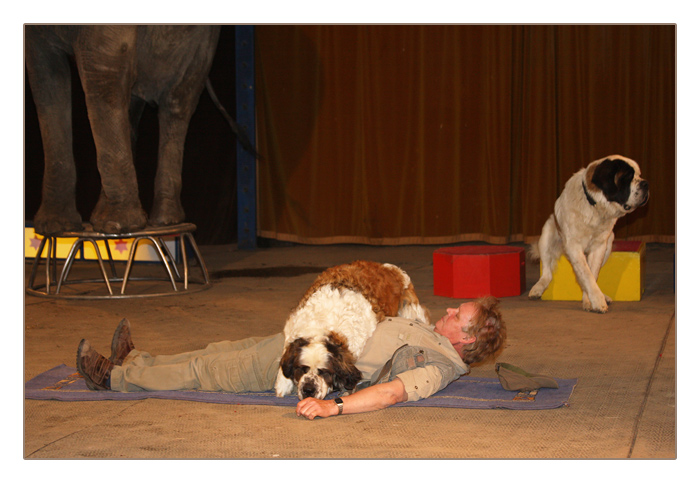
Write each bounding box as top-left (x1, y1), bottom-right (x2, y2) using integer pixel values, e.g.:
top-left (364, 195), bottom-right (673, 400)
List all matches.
top-left (433, 246), bottom-right (526, 298)
top-left (26, 223), bottom-right (210, 299)
top-left (540, 241), bottom-right (646, 301)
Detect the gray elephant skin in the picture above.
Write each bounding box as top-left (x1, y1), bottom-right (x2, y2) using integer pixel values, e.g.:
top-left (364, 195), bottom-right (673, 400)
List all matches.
top-left (26, 25), bottom-right (221, 235)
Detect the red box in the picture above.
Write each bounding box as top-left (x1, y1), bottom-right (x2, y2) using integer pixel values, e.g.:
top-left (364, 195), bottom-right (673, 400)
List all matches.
top-left (433, 246), bottom-right (526, 298)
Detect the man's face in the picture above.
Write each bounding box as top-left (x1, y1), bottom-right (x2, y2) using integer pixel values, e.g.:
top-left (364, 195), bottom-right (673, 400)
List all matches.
top-left (434, 302), bottom-right (478, 349)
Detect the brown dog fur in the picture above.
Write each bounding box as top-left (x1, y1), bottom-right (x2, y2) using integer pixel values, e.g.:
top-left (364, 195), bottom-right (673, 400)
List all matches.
top-left (294, 260), bottom-right (422, 323)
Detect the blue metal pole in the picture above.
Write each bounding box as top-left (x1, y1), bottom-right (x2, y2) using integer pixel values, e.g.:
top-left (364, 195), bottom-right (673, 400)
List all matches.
top-left (235, 25), bottom-right (257, 250)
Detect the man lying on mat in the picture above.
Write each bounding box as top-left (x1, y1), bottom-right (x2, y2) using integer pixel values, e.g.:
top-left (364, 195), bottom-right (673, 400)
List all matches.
top-left (76, 298), bottom-right (505, 420)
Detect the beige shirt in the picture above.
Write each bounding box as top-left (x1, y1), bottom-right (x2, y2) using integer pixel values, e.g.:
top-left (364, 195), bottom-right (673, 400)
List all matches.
top-left (355, 317), bottom-right (469, 401)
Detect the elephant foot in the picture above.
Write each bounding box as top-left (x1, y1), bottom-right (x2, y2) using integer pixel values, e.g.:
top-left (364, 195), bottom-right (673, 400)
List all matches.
top-left (90, 196), bottom-right (147, 234)
top-left (149, 197), bottom-right (186, 227)
top-left (33, 204), bottom-right (83, 235)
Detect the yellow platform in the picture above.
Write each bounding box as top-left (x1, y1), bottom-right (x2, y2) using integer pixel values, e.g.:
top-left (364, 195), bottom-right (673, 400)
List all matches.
top-left (24, 226), bottom-right (178, 262)
top-left (541, 241), bottom-right (645, 301)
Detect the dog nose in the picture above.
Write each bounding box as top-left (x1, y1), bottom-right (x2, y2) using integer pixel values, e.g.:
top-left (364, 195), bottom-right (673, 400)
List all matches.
top-left (639, 180), bottom-right (649, 206)
top-left (302, 383), bottom-right (316, 398)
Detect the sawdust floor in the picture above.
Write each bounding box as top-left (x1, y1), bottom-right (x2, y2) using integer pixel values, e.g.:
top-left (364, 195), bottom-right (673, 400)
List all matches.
top-left (23, 243), bottom-right (677, 463)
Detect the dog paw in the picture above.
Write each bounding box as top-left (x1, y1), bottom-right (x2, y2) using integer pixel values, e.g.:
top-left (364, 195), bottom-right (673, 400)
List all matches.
top-left (582, 294), bottom-right (608, 313)
top-left (528, 282), bottom-right (547, 299)
top-left (274, 386), bottom-right (290, 398)
top-left (583, 304), bottom-right (608, 314)
top-left (274, 370), bottom-right (295, 398)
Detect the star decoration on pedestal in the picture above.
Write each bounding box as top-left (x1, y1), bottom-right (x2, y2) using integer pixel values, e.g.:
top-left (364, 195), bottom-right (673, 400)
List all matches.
top-left (29, 236), bottom-right (42, 250)
top-left (114, 239), bottom-right (128, 254)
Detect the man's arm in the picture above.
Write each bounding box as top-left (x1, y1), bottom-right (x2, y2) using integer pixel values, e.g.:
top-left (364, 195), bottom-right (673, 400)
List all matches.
top-left (296, 378), bottom-right (408, 420)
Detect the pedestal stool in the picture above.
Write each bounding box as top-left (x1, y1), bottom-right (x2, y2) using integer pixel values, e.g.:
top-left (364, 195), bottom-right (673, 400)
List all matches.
top-left (433, 245), bottom-right (526, 298)
top-left (26, 223), bottom-right (211, 299)
top-left (540, 240), bottom-right (646, 301)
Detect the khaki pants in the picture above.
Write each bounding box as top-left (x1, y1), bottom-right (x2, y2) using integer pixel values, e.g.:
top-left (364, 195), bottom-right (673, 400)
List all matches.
top-left (109, 333), bottom-right (284, 393)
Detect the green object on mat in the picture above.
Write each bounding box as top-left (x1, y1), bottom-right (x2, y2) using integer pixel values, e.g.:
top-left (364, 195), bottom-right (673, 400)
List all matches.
top-left (496, 362), bottom-right (559, 391)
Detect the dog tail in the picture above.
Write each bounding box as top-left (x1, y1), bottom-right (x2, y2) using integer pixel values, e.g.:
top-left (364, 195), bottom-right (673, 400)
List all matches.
top-left (398, 300), bottom-right (431, 325)
top-left (384, 263), bottom-right (431, 324)
top-left (397, 283), bottom-right (430, 324)
top-left (526, 240), bottom-right (541, 262)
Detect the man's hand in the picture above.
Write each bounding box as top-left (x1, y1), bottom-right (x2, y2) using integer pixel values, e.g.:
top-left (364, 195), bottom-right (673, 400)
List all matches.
top-left (295, 378), bottom-right (408, 420)
top-left (296, 397), bottom-right (338, 420)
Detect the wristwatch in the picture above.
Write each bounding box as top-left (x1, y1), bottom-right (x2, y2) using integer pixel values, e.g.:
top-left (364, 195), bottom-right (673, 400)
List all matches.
top-left (334, 397), bottom-right (344, 415)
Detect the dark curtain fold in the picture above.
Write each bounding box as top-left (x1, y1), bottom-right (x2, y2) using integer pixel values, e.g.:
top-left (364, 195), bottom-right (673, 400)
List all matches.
top-left (256, 25), bottom-right (675, 245)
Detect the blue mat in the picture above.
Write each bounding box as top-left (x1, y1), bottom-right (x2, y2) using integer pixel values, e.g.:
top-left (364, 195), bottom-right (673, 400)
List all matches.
top-left (25, 364), bottom-right (577, 410)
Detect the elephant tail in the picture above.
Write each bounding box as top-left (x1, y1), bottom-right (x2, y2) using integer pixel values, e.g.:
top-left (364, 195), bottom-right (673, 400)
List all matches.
top-left (205, 78), bottom-right (261, 159)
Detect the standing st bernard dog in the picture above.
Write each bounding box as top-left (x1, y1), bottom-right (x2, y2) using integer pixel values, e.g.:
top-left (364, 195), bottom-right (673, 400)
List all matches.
top-left (528, 155), bottom-right (649, 313)
top-left (274, 260), bottom-right (427, 400)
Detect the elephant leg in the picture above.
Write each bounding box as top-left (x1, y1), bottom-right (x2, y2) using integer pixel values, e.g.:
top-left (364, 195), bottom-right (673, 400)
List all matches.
top-left (74, 26), bottom-right (147, 233)
top-left (25, 31), bottom-right (83, 235)
top-left (128, 95), bottom-right (147, 151)
top-left (138, 25), bottom-right (220, 227)
top-left (149, 107), bottom-right (193, 227)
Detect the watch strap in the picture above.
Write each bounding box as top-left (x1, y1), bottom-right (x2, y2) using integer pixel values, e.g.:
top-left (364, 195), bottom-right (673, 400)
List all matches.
top-left (334, 397), bottom-right (344, 415)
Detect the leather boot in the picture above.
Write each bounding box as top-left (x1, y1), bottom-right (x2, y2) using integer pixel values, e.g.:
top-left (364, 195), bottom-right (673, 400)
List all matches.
top-left (76, 339), bottom-right (114, 390)
top-left (110, 318), bottom-right (135, 365)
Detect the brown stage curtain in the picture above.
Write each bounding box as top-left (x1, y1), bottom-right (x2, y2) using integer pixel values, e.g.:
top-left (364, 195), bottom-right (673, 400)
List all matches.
top-left (255, 25), bottom-right (675, 245)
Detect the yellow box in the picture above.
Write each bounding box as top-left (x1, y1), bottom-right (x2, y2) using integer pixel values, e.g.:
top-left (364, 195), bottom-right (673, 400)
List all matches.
top-left (25, 227), bottom-right (178, 263)
top-left (541, 241), bottom-right (645, 301)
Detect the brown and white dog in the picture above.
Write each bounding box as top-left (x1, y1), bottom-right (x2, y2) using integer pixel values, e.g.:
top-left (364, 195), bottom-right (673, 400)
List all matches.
top-left (274, 260), bottom-right (428, 400)
top-left (528, 155), bottom-right (649, 313)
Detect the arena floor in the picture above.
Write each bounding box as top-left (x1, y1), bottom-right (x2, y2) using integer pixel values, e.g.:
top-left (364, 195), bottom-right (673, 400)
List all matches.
top-left (23, 242), bottom-right (677, 466)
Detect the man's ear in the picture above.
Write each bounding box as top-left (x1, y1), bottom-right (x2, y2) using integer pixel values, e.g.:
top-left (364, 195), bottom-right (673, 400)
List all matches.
top-left (458, 335), bottom-right (477, 353)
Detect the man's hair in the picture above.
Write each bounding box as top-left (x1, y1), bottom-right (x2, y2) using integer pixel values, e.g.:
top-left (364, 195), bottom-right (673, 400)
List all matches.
top-left (459, 295), bottom-right (506, 365)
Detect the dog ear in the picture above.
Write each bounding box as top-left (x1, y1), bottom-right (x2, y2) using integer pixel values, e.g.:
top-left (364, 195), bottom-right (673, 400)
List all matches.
top-left (591, 158), bottom-right (634, 204)
top-left (324, 331), bottom-right (348, 352)
top-left (324, 332), bottom-right (363, 391)
top-left (280, 338), bottom-right (308, 379)
top-left (331, 354), bottom-right (363, 392)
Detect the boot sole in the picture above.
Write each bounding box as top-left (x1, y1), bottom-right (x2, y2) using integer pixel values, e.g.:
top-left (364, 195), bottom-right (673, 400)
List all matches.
top-left (76, 339), bottom-right (107, 391)
top-left (110, 318), bottom-right (134, 364)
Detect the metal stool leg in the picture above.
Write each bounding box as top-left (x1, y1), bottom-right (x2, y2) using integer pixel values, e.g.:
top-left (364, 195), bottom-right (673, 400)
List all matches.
top-left (179, 233), bottom-right (189, 290)
top-left (57, 238), bottom-right (113, 295)
top-left (28, 236), bottom-right (48, 293)
top-left (121, 237), bottom-right (177, 294)
top-left (50, 237), bottom-right (58, 286)
top-left (56, 238), bottom-right (84, 294)
top-left (85, 239), bottom-right (113, 295)
top-left (103, 239), bottom-right (118, 279)
top-left (146, 236), bottom-right (178, 292)
top-left (121, 236), bottom-right (143, 295)
top-left (45, 237), bottom-right (54, 294)
top-left (158, 237), bottom-right (181, 280)
top-left (183, 233), bottom-right (210, 284)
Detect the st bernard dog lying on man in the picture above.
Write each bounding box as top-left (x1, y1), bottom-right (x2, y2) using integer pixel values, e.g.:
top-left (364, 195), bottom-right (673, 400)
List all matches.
top-left (528, 155), bottom-right (649, 313)
top-left (274, 260), bottom-right (427, 400)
